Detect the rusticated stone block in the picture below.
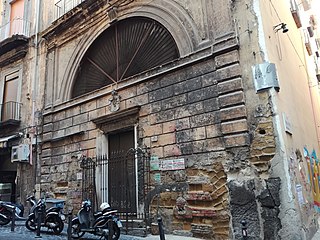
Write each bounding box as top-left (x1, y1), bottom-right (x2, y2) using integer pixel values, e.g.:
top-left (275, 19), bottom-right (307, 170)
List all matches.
top-left (53, 111), bottom-right (66, 122)
top-left (149, 85), bottom-right (174, 102)
top-left (155, 132), bottom-right (176, 146)
top-left (43, 123), bottom-right (53, 133)
top-left (143, 123), bottom-right (162, 137)
top-left (218, 78), bottom-right (243, 94)
top-left (173, 76), bottom-right (202, 95)
top-left (201, 72), bottom-right (217, 87)
top-left (162, 120), bottom-right (176, 133)
top-left (190, 112), bottom-right (220, 127)
top-left (206, 124), bottom-right (222, 138)
top-left (43, 114), bottom-right (53, 124)
top-left (149, 109), bottom-right (175, 124)
top-left (220, 105), bottom-right (247, 121)
top-left (163, 144), bottom-right (181, 157)
top-left (221, 119), bottom-right (248, 134)
top-left (213, 64), bottom-right (241, 82)
top-left (203, 98), bottom-right (219, 111)
top-left (162, 94), bottom-right (187, 110)
top-left (42, 132), bottom-right (53, 142)
top-left (206, 137), bottom-right (225, 151)
top-left (175, 118), bottom-right (190, 131)
top-left (218, 91), bottom-right (245, 108)
top-left (80, 100), bottom-right (97, 112)
top-left (73, 112), bottom-right (89, 125)
top-left (224, 133), bottom-right (250, 147)
top-left (215, 50), bottom-right (239, 68)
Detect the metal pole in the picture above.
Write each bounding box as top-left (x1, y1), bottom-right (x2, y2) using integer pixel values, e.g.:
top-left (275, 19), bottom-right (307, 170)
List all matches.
top-left (67, 211), bottom-right (72, 240)
top-left (35, 206), bottom-right (42, 238)
top-left (241, 220), bottom-right (248, 240)
top-left (10, 207), bottom-right (15, 232)
top-left (157, 217), bottom-right (165, 240)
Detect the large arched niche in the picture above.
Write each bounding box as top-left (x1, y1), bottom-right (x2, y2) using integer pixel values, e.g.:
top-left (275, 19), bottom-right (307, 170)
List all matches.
top-left (71, 16), bottom-right (179, 98)
top-left (60, 2), bottom-right (200, 102)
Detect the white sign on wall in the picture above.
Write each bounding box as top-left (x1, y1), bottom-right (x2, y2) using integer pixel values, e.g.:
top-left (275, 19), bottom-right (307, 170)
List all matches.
top-left (160, 158), bottom-right (185, 171)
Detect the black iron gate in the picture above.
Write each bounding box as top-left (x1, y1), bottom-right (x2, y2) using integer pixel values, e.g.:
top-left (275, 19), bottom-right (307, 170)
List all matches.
top-left (80, 157), bottom-right (97, 210)
top-left (80, 147), bottom-right (150, 226)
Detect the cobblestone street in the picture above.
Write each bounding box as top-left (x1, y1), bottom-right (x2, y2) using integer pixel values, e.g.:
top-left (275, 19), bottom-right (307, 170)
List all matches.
top-left (0, 221), bottom-right (201, 240)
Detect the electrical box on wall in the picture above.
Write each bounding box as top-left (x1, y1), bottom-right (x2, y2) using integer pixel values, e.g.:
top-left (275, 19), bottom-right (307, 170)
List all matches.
top-left (252, 62), bottom-right (280, 92)
top-left (11, 144), bottom-right (30, 162)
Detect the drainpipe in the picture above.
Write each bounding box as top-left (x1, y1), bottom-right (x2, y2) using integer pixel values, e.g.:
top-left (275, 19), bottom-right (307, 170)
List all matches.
top-left (31, 0), bottom-right (41, 188)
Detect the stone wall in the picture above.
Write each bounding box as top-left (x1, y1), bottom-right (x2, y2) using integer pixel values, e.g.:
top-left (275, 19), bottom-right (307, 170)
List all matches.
top-left (38, 0), bottom-right (283, 239)
top-left (40, 41), bottom-right (248, 239)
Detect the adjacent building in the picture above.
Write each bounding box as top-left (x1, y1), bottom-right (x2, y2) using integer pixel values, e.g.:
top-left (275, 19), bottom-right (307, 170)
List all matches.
top-left (1, 0), bottom-right (320, 239)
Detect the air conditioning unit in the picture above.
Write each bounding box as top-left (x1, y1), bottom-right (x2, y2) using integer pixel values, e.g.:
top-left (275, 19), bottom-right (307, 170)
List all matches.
top-left (11, 144), bottom-right (30, 162)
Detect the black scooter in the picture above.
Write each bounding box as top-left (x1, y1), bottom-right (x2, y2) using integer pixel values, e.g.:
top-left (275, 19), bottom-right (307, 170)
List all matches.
top-left (25, 197), bottom-right (65, 235)
top-left (0, 195), bottom-right (37, 225)
top-left (71, 200), bottom-right (122, 240)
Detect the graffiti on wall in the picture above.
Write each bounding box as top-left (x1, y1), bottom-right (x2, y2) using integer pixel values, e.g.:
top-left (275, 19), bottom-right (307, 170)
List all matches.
top-left (287, 147), bottom-right (317, 222)
top-left (304, 147), bottom-right (320, 212)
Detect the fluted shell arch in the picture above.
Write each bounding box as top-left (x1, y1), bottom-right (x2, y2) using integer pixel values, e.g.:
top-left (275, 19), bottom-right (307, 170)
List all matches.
top-left (71, 17), bottom-right (179, 98)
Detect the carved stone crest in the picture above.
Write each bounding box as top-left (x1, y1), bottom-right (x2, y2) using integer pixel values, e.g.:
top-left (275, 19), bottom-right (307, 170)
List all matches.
top-left (109, 90), bottom-right (121, 112)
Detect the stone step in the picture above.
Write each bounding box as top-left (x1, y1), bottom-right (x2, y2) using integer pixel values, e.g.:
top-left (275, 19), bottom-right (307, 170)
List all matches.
top-left (121, 227), bottom-right (148, 237)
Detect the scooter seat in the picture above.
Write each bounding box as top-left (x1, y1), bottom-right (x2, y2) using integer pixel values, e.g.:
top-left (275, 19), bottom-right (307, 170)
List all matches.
top-left (102, 209), bottom-right (118, 215)
top-left (94, 212), bottom-right (102, 218)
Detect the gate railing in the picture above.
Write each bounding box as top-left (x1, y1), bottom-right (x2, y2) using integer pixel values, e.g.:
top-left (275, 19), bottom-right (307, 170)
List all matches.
top-left (80, 157), bottom-right (97, 210)
top-left (80, 147), bottom-right (151, 232)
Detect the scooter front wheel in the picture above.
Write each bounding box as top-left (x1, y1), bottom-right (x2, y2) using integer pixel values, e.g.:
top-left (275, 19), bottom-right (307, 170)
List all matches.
top-left (71, 218), bottom-right (85, 239)
top-left (0, 210), bottom-right (11, 226)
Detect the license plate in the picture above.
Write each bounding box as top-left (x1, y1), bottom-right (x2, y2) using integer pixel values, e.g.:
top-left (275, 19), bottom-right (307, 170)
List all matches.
top-left (117, 220), bottom-right (122, 228)
top-left (16, 207), bottom-right (21, 215)
top-left (60, 214), bottom-right (66, 221)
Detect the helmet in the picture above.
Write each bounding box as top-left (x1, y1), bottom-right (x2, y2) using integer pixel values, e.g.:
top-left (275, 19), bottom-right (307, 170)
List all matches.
top-left (82, 200), bottom-right (91, 208)
top-left (100, 202), bottom-right (110, 211)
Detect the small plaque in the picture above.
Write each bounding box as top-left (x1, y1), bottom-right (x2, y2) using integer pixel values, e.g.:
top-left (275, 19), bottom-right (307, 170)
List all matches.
top-left (154, 173), bottom-right (161, 183)
top-left (150, 156), bottom-right (160, 171)
top-left (160, 158), bottom-right (185, 171)
top-left (77, 172), bottom-right (82, 180)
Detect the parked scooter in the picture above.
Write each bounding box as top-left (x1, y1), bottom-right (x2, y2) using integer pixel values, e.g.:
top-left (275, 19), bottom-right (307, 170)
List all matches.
top-left (0, 195), bottom-right (37, 225)
top-left (71, 200), bottom-right (122, 240)
top-left (25, 197), bottom-right (65, 234)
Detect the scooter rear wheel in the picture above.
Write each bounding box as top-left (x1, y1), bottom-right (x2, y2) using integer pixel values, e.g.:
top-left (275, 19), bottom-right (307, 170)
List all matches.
top-left (102, 222), bottom-right (120, 240)
top-left (47, 215), bottom-right (64, 235)
top-left (71, 218), bottom-right (85, 239)
top-left (111, 222), bottom-right (121, 240)
top-left (25, 214), bottom-right (37, 231)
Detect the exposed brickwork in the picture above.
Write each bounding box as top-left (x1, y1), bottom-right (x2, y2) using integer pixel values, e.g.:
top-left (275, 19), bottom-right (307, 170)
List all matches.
top-left (250, 116), bottom-right (276, 173)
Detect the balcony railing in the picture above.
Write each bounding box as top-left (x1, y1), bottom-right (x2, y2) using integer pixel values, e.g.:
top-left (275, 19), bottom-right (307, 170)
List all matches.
top-left (0, 18), bottom-right (31, 43)
top-left (55, 0), bottom-right (86, 18)
top-left (0, 101), bottom-right (21, 125)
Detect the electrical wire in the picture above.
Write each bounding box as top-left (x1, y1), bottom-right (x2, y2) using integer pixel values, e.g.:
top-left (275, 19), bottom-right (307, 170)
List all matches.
top-left (269, 0), bottom-right (309, 75)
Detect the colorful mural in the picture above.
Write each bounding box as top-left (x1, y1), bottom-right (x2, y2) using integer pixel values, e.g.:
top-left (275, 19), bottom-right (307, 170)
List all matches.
top-left (304, 147), bottom-right (320, 212)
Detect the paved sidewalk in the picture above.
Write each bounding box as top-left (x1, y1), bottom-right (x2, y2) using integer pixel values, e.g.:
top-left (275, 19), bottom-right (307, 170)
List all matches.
top-left (0, 221), bottom-right (202, 240)
top-left (312, 219), bottom-right (320, 240)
